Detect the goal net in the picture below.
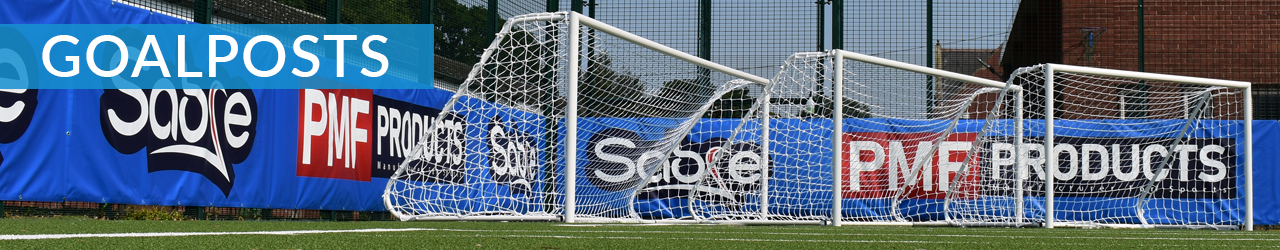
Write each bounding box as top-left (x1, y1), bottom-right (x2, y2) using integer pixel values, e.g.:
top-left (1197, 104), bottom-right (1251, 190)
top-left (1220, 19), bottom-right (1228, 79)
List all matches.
top-left (691, 50), bottom-right (1019, 225)
top-left (977, 64), bottom-right (1252, 229)
top-left (382, 12), bottom-right (768, 222)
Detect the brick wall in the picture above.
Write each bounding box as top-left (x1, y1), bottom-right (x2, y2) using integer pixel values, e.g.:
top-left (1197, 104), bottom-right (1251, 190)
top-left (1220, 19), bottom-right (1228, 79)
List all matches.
top-left (1063, 0), bottom-right (1280, 85)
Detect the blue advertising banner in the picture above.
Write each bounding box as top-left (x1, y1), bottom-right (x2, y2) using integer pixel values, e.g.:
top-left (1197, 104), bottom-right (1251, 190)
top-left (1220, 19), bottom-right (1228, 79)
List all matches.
top-left (613, 118), bottom-right (1253, 224)
top-left (0, 87), bottom-right (454, 210)
top-left (0, 0), bottom-right (443, 211)
top-left (3, 0), bottom-right (1280, 226)
top-left (0, 24), bottom-right (430, 89)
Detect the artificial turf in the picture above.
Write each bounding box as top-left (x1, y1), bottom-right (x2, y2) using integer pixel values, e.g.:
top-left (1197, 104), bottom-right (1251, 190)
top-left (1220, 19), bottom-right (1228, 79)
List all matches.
top-left (2, 217), bottom-right (1278, 249)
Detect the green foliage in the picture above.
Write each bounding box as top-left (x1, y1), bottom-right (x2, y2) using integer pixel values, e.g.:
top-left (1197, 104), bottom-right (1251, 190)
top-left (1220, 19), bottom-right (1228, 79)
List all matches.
top-left (799, 91), bottom-right (872, 119)
top-left (469, 28), bottom-right (562, 115)
top-left (340, 0), bottom-right (415, 24)
top-left (433, 0), bottom-right (501, 65)
top-left (705, 88), bottom-right (754, 118)
top-left (273, 0), bottom-right (497, 65)
top-left (238, 208), bottom-right (264, 220)
top-left (275, 0), bottom-right (418, 24)
top-left (578, 54), bottom-right (647, 117)
top-left (274, 0), bottom-right (327, 18)
top-left (123, 206), bottom-right (184, 221)
top-left (578, 54), bottom-right (723, 118)
top-left (655, 78), bottom-right (716, 118)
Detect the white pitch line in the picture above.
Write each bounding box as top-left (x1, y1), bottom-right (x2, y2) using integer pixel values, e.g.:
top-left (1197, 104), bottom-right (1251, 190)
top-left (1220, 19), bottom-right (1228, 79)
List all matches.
top-left (417, 234), bottom-right (1280, 247)
top-left (0, 228), bottom-right (434, 240)
top-left (426, 228), bottom-right (1280, 242)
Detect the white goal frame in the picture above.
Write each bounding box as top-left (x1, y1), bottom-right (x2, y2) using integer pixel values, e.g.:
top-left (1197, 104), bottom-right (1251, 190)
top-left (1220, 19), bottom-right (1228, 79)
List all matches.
top-left (382, 11), bottom-right (769, 223)
top-left (1030, 64), bottom-right (1253, 230)
top-left (828, 50), bottom-right (1022, 226)
top-left (692, 49), bottom-right (1022, 226)
top-left (384, 11), bottom-right (1252, 229)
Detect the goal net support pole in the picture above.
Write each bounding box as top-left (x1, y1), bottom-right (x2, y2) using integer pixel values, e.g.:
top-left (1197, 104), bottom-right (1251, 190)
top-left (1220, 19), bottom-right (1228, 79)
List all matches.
top-left (564, 13), bottom-right (579, 224)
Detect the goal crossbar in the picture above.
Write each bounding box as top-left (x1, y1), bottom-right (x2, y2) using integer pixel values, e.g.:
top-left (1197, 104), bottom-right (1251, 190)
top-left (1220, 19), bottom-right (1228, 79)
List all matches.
top-left (1047, 64), bottom-right (1250, 89)
top-left (574, 13), bottom-right (770, 85)
top-left (834, 50), bottom-right (1012, 90)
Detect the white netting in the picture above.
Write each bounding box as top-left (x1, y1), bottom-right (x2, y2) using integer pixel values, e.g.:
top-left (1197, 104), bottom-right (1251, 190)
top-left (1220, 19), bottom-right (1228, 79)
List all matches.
top-left (382, 12), bottom-right (762, 222)
top-left (691, 51), bottom-right (1016, 224)
top-left (974, 64), bottom-right (1250, 229)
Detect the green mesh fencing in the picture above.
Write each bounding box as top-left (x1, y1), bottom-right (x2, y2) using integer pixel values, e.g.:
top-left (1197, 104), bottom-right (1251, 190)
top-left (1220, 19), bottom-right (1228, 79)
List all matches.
top-left (8, 0), bottom-right (1266, 221)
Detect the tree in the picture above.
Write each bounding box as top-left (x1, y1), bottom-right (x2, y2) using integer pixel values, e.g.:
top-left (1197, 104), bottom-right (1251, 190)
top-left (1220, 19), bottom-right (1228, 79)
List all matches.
top-left (468, 28), bottom-right (562, 115)
top-left (705, 88), bottom-right (753, 119)
top-left (799, 89), bottom-right (872, 119)
top-left (340, 0), bottom-right (414, 24)
top-left (275, 0), bottom-right (499, 65)
top-left (653, 77), bottom-right (715, 118)
top-left (431, 0), bottom-right (500, 65)
top-left (578, 53), bottom-right (647, 117)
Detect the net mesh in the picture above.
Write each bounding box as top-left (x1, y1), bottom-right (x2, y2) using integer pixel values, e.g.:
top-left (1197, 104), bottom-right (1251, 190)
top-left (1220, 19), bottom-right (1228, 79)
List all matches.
top-left (691, 51), bottom-right (1013, 224)
top-left (383, 12), bottom-right (758, 222)
top-left (953, 64), bottom-right (1248, 228)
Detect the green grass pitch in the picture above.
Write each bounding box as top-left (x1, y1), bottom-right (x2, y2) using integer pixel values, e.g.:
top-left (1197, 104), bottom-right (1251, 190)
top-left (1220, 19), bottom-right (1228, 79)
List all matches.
top-left (2, 217), bottom-right (1278, 249)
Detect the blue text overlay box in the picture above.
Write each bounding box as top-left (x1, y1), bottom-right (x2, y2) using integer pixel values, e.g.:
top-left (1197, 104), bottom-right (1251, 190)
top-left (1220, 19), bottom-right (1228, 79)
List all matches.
top-left (0, 24), bottom-right (433, 89)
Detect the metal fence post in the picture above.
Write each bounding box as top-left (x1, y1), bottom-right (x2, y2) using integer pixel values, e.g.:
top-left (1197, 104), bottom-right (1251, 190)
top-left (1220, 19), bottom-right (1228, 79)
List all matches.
top-left (326, 0), bottom-right (341, 24)
top-left (698, 0), bottom-right (711, 82)
top-left (421, 0), bottom-right (433, 24)
top-left (926, 0), bottom-right (934, 69)
top-left (817, 0), bottom-right (824, 51)
top-left (832, 0), bottom-right (842, 50)
top-left (193, 0), bottom-right (212, 23)
top-left (1138, 0), bottom-right (1145, 72)
top-left (926, 0), bottom-right (934, 114)
top-left (488, 0), bottom-right (498, 43)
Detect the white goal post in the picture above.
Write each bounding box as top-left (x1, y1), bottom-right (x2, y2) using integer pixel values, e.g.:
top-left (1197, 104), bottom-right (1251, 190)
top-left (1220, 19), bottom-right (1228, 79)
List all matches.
top-left (691, 52), bottom-right (1252, 230)
top-left (381, 12), bottom-right (768, 222)
top-left (998, 64), bottom-right (1253, 230)
top-left (691, 49), bottom-right (1023, 226)
top-left (382, 11), bottom-right (1253, 228)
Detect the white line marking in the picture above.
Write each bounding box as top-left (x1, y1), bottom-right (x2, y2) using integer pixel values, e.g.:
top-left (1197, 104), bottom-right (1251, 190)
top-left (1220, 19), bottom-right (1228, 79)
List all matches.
top-left (0, 228), bottom-right (433, 240)
top-left (425, 228), bottom-right (1280, 242)
top-left (414, 234), bottom-right (1280, 247)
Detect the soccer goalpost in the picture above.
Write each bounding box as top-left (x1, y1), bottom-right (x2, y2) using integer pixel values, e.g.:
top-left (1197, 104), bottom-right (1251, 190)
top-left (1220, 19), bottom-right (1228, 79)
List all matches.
top-left (383, 10), bottom-right (1252, 229)
top-left (690, 49), bottom-right (1022, 226)
top-left (691, 51), bottom-right (1252, 230)
top-left (382, 12), bottom-right (768, 222)
top-left (985, 64), bottom-right (1253, 230)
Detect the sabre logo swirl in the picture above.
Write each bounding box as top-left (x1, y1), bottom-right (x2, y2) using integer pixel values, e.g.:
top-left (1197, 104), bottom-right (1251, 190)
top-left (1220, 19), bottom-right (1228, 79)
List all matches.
top-left (637, 137), bottom-right (771, 207)
top-left (0, 27), bottom-right (40, 166)
top-left (93, 26), bottom-right (259, 196)
top-left (486, 116), bottom-right (538, 195)
top-left (583, 128), bottom-right (668, 192)
top-left (100, 87), bottom-right (258, 196)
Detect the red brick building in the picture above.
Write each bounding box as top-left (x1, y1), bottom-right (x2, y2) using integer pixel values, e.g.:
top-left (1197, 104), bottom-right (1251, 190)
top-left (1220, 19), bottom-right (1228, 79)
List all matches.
top-left (1000, 0), bottom-right (1280, 118)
